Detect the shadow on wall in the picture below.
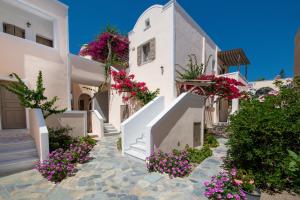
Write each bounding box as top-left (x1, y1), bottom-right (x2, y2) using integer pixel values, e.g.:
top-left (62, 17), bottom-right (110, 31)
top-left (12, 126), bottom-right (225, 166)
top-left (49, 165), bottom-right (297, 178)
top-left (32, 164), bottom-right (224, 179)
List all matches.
top-left (151, 93), bottom-right (205, 152)
top-left (46, 111), bottom-right (87, 138)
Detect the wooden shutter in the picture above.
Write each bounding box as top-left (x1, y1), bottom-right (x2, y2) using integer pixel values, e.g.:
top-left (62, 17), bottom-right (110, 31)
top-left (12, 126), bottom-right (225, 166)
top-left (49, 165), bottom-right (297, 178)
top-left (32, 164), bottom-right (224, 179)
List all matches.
top-left (137, 45), bottom-right (142, 66)
top-left (14, 26), bottom-right (25, 38)
top-left (3, 23), bottom-right (14, 35)
top-left (149, 38), bottom-right (156, 61)
top-left (36, 35), bottom-right (53, 47)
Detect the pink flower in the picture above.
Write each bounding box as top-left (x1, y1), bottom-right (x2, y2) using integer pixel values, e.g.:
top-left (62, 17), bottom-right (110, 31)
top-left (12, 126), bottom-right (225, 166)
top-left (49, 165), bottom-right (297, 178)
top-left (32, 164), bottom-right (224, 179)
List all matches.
top-left (227, 193), bottom-right (233, 199)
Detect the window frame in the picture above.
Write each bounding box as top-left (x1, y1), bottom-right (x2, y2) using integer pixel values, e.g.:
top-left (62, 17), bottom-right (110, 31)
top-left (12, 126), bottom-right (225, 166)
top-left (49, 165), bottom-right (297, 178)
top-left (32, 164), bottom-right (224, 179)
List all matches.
top-left (3, 23), bottom-right (25, 39)
top-left (36, 35), bottom-right (53, 48)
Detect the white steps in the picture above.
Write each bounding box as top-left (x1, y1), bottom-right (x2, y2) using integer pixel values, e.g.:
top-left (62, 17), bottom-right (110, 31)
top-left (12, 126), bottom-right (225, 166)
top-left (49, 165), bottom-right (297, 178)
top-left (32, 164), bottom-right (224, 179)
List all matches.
top-left (125, 149), bottom-right (147, 160)
top-left (0, 133), bottom-right (39, 177)
top-left (104, 123), bottom-right (120, 136)
top-left (125, 135), bottom-right (147, 160)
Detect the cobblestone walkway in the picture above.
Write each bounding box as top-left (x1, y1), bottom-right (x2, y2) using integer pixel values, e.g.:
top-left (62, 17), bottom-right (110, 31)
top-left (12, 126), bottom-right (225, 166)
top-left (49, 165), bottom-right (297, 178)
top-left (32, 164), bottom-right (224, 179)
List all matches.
top-left (0, 137), bottom-right (227, 200)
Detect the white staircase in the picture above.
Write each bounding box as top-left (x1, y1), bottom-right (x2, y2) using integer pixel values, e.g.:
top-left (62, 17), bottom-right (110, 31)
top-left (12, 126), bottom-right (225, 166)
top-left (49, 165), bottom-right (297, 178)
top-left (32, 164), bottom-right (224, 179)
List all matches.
top-left (125, 133), bottom-right (147, 160)
top-left (0, 132), bottom-right (39, 177)
top-left (104, 123), bottom-right (120, 136)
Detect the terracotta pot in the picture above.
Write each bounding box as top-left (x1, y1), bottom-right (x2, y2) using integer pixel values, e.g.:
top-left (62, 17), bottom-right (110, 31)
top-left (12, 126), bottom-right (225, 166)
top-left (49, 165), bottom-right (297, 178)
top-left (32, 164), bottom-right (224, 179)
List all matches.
top-left (243, 189), bottom-right (261, 200)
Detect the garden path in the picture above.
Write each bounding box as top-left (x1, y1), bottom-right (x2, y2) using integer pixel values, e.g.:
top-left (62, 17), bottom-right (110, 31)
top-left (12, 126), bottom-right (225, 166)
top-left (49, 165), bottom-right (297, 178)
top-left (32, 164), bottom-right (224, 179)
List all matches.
top-left (0, 136), bottom-right (227, 200)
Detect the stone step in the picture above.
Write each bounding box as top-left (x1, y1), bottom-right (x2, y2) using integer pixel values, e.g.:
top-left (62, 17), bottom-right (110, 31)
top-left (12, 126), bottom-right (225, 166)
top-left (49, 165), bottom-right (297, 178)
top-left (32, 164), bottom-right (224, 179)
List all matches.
top-left (129, 143), bottom-right (146, 154)
top-left (104, 131), bottom-right (120, 137)
top-left (0, 148), bottom-right (38, 162)
top-left (0, 140), bottom-right (36, 152)
top-left (0, 156), bottom-right (38, 177)
top-left (125, 149), bottom-right (146, 160)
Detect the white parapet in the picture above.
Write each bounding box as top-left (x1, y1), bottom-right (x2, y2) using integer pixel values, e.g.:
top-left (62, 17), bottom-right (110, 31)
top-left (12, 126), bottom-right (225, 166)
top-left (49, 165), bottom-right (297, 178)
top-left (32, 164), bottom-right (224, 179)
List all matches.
top-left (92, 110), bottom-right (104, 138)
top-left (121, 96), bottom-right (165, 155)
top-left (29, 109), bottom-right (49, 161)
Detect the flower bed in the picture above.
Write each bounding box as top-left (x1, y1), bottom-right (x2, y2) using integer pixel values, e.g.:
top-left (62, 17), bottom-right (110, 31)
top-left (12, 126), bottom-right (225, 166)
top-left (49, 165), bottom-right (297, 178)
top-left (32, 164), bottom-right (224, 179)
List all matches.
top-left (36, 136), bottom-right (96, 183)
top-left (146, 141), bottom-right (217, 178)
top-left (146, 150), bottom-right (192, 178)
top-left (204, 169), bottom-right (247, 200)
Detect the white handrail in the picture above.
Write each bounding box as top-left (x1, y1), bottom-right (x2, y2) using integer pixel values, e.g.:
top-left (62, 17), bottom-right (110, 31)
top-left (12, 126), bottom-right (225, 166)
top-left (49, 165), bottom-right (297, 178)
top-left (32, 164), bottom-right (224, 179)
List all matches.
top-left (121, 96), bottom-right (165, 155)
top-left (29, 109), bottom-right (49, 161)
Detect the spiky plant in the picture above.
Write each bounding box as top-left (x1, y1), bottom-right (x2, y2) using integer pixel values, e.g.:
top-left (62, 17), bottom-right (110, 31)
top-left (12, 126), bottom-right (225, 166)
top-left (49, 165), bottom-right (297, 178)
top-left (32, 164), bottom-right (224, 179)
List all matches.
top-left (176, 54), bottom-right (212, 81)
top-left (0, 71), bottom-right (66, 119)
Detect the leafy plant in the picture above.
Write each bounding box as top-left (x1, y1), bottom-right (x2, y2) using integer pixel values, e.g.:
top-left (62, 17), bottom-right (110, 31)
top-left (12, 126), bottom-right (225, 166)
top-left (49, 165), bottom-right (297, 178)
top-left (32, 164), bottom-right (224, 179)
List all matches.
top-left (136, 89), bottom-right (160, 105)
top-left (0, 71), bottom-right (66, 119)
top-left (116, 137), bottom-right (122, 151)
top-left (78, 135), bottom-right (97, 146)
top-left (176, 54), bottom-right (205, 80)
top-left (286, 150), bottom-right (300, 191)
top-left (226, 78), bottom-right (300, 192)
top-left (204, 134), bottom-right (219, 148)
top-left (186, 146), bottom-right (212, 164)
top-left (48, 127), bottom-right (74, 152)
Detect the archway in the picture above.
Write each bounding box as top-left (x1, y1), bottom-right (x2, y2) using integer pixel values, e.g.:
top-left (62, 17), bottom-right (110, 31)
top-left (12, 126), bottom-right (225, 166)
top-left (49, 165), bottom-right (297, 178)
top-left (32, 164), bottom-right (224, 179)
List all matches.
top-left (78, 94), bottom-right (92, 133)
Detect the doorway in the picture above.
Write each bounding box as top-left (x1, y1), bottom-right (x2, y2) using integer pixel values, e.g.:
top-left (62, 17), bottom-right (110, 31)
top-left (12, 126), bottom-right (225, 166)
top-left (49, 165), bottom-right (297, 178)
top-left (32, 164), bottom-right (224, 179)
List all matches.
top-left (219, 98), bottom-right (229, 122)
top-left (78, 94), bottom-right (92, 133)
top-left (0, 81), bottom-right (26, 129)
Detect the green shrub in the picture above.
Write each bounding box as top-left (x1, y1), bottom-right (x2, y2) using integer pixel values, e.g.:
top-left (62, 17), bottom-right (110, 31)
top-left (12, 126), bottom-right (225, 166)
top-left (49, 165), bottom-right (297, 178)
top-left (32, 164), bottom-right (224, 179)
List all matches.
top-left (116, 137), bottom-right (122, 151)
top-left (226, 79), bottom-right (300, 192)
top-left (79, 135), bottom-right (97, 146)
top-left (186, 146), bottom-right (212, 164)
top-left (285, 150), bottom-right (300, 192)
top-left (48, 127), bottom-right (74, 152)
top-left (204, 134), bottom-right (219, 148)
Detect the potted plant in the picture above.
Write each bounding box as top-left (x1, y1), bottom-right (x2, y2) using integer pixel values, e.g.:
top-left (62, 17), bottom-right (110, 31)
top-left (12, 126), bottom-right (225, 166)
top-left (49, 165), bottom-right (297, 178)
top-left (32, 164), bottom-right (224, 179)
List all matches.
top-left (236, 169), bottom-right (261, 200)
top-left (204, 169), bottom-right (247, 200)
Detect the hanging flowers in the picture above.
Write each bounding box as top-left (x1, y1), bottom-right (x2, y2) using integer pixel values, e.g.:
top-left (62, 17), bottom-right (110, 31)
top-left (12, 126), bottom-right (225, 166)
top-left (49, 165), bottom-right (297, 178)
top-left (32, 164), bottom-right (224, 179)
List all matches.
top-left (180, 75), bottom-right (245, 100)
top-left (110, 70), bottom-right (159, 105)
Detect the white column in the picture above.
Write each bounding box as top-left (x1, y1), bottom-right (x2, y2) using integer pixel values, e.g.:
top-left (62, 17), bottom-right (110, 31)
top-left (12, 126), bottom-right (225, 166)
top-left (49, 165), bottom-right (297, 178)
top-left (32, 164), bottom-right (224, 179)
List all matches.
top-left (231, 99), bottom-right (239, 114)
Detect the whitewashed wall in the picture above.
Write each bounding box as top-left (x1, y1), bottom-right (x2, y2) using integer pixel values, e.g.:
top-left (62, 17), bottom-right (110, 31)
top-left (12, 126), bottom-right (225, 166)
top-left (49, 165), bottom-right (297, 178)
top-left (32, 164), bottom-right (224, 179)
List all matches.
top-left (128, 3), bottom-right (175, 105)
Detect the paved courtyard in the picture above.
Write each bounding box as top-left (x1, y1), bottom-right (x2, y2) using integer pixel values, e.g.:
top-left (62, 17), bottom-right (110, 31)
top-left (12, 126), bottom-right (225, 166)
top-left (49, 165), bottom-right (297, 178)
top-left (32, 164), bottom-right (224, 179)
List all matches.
top-left (0, 137), bottom-right (227, 200)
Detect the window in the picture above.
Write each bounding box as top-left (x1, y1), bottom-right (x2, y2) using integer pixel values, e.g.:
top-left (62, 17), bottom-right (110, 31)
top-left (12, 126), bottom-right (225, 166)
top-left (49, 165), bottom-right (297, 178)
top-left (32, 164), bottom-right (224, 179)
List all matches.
top-left (137, 38), bottom-right (155, 66)
top-left (36, 35), bottom-right (53, 47)
top-left (145, 19), bottom-right (150, 30)
top-left (142, 42), bottom-right (150, 63)
top-left (3, 23), bottom-right (25, 39)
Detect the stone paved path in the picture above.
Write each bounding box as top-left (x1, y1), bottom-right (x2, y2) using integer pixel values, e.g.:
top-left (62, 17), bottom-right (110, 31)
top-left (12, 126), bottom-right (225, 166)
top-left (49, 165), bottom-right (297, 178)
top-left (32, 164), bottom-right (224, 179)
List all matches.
top-left (0, 137), bottom-right (227, 200)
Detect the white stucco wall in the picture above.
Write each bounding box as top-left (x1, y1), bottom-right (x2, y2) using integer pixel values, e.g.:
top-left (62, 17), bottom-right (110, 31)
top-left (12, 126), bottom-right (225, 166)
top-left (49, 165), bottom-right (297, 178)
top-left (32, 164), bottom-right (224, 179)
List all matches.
top-left (174, 3), bottom-right (218, 77)
top-left (0, 0), bottom-right (53, 42)
top-left (128, 3), bottom-right (175, 105)
top-left (0, 0), bottom-right (69, 109)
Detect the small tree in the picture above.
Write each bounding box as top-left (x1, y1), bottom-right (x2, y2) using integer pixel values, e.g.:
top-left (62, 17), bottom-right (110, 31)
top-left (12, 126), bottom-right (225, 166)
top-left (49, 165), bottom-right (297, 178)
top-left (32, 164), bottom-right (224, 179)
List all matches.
top-left (279, 68), bottom-right (286, 78)
top-left (0, 71), bottom-right (66, 119)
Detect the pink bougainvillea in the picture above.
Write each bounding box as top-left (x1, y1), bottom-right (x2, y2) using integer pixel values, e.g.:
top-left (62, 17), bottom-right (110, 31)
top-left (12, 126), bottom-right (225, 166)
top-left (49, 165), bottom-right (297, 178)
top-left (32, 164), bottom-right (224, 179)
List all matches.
top-left (180, 75), bottom-right (245, 100)
top-left (79, 32), bottom-right (129, 65)
top-left (110, 69), bottom-right (148, 102)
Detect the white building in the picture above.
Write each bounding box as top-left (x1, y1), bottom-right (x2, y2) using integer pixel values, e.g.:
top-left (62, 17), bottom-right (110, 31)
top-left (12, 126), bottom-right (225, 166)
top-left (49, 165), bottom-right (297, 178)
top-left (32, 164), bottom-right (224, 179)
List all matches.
top-left (119, 0), bottom-right (250, 160)
top-left (0, 0), bottom-right (250, 176)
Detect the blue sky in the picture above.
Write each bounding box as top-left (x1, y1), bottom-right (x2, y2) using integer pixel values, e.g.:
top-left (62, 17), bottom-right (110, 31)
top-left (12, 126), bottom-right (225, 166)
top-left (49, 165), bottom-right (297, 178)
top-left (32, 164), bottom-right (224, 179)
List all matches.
top-left (60, 0), bottom-right (300, 81)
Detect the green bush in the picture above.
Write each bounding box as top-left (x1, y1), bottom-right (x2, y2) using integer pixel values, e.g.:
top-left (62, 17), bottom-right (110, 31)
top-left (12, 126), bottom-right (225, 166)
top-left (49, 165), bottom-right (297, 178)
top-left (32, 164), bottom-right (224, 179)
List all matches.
top-left (186, 146), bottom-right (212, 164)
top-left (226, 80), bottom-right (300, 192)
top-left (78, 135), bottom-right (97, 146)
top-left (285, 150), bottom-right (300, 192)
top-left (48, 127), bottom-right (74, 152)
top-left (204, 134), bottom-right (219, 148)
top-left (116, 137), bottom-right (122, 151)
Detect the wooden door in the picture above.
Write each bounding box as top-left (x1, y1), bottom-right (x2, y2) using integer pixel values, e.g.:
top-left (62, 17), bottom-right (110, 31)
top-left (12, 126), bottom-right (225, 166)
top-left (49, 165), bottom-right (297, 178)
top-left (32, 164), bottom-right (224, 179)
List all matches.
top-left (219, 99), bottom-right (229, 122)
top-left (1, 86), bottom-right (26, 129)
